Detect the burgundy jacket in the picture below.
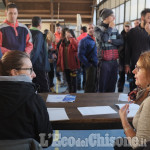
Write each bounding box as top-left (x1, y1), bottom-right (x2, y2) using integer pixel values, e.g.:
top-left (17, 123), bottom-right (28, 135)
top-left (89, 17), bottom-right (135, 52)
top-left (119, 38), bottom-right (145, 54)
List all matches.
top-left (57, 37), bottom-right (80, 71)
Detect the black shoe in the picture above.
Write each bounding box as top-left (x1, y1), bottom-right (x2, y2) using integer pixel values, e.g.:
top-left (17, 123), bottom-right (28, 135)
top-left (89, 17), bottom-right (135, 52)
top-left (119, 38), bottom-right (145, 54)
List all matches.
top-left (77, 85), bottom-right (81, 91)
top-left (118, 88), bottom-right (123, 92)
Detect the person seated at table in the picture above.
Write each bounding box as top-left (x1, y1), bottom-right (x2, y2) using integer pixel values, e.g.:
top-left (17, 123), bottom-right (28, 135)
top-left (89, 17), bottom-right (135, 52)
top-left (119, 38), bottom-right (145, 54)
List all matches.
top-left (114, 51), bottom-right (150, 149)
top-left (0, 50), bottom-right (53, 147)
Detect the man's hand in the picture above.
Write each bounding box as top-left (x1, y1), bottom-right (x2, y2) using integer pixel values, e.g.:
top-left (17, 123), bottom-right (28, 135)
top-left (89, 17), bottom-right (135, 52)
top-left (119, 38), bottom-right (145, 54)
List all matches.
top-left (125, 65), bottom-right (131, 74)
top-left (109, 21), bottom-right (115, 28)
top-left (145, 23), bottom-right (150, 35)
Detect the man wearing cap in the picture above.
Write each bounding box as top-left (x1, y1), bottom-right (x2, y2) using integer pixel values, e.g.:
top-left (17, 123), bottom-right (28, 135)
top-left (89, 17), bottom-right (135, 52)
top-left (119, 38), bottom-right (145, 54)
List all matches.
top-left (95, 8), bottom-right (123, 92)
top-left (118, 22), bottom-right (131, 92)
top-left (125, 8), bottom-right (150, 91)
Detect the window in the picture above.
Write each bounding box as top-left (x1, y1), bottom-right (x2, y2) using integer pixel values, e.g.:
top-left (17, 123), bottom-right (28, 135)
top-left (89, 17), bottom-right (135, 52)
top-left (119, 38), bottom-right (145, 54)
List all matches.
top-left (146, 0), bottom-right (150, 7)
top-left (116, 25), bottom-right (119, 31)
top-left (131, 21), bottom-right (135, 28)
top-left (112, 8), bottom-right (116, 24)
top-left (118, 24), bottom-right (123, 34)
top-left (97, 0), bottom-right (100, 4)
top-left (125, 1), bottom-right (130, 21)
top-left (120, 4), bottom-right (124, 23)
top-left (138, 0), bottom-right (145, 18)
top-left (115, 7), bottom-right (119, 24)
top-left (130, 0), bottom-right (138, 20)
top-left (112, 8), bottom-right (115, 14)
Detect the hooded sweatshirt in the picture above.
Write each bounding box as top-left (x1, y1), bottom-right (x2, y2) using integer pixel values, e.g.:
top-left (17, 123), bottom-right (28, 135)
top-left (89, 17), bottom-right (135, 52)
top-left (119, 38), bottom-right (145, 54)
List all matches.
top-left (0, 75), bottom-right (53, 146)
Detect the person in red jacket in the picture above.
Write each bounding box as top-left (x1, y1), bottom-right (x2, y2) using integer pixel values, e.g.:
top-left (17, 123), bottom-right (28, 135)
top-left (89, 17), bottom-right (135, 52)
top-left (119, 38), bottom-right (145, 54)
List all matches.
top-left (53, 23), bottom-right (62, 82)
top-left (57, 29), bottom-right (80, 93)
top-left (77, 26), bottom-right (87, 42)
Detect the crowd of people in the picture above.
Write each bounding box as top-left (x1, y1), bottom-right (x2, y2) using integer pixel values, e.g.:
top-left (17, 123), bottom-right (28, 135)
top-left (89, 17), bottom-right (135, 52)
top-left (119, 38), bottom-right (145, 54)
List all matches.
top-left (1, 2), bottom-right (150, 150)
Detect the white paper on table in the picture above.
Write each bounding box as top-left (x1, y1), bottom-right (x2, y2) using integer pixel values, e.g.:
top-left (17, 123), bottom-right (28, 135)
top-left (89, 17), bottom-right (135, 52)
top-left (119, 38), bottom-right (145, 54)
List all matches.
top-left (115, 103), bottom-right (139, 117)
top-left (118, 93), bottom-right (128, 102)
top-left (47, 108), bottom-right (69, 121)
top-left (46, 94), bottom-right (67, 102)
top-left (77, 106), bottom-right (117, 116)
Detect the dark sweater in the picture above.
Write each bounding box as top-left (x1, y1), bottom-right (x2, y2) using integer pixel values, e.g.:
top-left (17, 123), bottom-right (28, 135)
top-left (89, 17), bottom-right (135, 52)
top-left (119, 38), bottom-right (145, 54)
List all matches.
top-left (0, 76), bottom-right (53, 147)
top-left (30, 28), bottom-right (50, 71)
top-left (125, 25), bottom-right (150, 69)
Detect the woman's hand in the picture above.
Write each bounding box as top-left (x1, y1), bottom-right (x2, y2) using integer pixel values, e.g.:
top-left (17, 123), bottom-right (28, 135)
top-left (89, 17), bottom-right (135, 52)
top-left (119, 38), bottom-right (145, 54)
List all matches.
top-left (119, 104), bottom-right (129, 121)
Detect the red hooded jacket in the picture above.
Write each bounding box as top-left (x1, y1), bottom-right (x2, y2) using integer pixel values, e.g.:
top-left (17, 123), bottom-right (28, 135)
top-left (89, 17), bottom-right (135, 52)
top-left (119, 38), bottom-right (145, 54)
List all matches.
top-left (57, 37), bottom-right (80, 71)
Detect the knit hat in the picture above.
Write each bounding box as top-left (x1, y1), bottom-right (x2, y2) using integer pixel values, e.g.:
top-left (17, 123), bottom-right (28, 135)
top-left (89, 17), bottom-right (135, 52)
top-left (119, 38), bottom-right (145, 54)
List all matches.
top-left (99, 8), bottom-right (113, 20)
top-left (124, 21), bottom-right (131, 27)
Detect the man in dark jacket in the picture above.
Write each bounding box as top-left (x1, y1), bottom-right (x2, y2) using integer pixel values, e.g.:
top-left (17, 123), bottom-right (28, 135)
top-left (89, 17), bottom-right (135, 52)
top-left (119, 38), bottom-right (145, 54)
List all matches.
top-left (78, 23), bottom-right (98, 93)
top-left (125, 9), bottom-right (150, 91)
top-left (95, 8), bottom-right (123, 92)
top-left (30, 16), bottom-right (50, 93)
top-left (118, 21), bottom-right (131, 92)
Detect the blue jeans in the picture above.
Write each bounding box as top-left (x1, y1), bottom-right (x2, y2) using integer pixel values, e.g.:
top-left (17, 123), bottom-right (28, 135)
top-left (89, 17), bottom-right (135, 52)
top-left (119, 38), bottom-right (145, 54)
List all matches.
top-left (98, 60), bottom-right (118, 92)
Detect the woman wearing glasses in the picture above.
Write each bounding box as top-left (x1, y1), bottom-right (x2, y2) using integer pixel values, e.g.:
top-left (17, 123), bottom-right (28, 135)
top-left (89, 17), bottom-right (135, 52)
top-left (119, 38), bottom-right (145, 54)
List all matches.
top-left (0, 50), bottom-right (53, 147)
top-left (114, 51), bottom-right (150, 149)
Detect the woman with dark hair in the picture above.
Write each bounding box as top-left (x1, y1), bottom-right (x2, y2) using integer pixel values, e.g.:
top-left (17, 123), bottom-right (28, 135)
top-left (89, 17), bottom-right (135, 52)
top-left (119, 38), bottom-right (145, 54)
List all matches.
top-left (57, 29), bottom-right (80, 93)
top-left (0, 50), bottom-right (53, 147)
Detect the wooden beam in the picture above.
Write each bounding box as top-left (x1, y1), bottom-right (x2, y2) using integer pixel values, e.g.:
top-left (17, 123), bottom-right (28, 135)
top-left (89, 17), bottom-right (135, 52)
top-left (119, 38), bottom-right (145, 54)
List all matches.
top-left (51, 0), bottom-right (53, 19)
top-left (13, 0), bottom-right (92, 4)
top-left (18, 10), bottom-right (50, 13)
top-left (18, 10), bottom-right (91, 14)
top-left (50, 0), bottom-right (54, 33)
top-left (54, 0), bottom-right (92, 4)
top-left (18, 14), bottom-right (93, 19)
top-left (58, 10), bottom-right (91, 14)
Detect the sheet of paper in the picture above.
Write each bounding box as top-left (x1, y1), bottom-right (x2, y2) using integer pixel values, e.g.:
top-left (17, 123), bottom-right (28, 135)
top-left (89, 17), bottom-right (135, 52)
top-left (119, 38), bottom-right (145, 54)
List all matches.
top-left (115, 103), bottom-right (139, 117)
top-left (47, 108), bottom-right (69, 121)
top-left (46, 94), bottom-right (67, 102)
top-left (77, 106), bottom-right (117, 116)
top-left (118, 93), bottom-right (128, 101)
top-left (46, 94), bottom-right (76, 102)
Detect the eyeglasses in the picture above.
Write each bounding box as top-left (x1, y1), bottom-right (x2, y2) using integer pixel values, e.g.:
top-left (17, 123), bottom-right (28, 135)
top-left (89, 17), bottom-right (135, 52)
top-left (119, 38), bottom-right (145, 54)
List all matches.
top-left (15, 67), bottom-right (33, 75)
top-left (135, 65), bottom-right (143, 72)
